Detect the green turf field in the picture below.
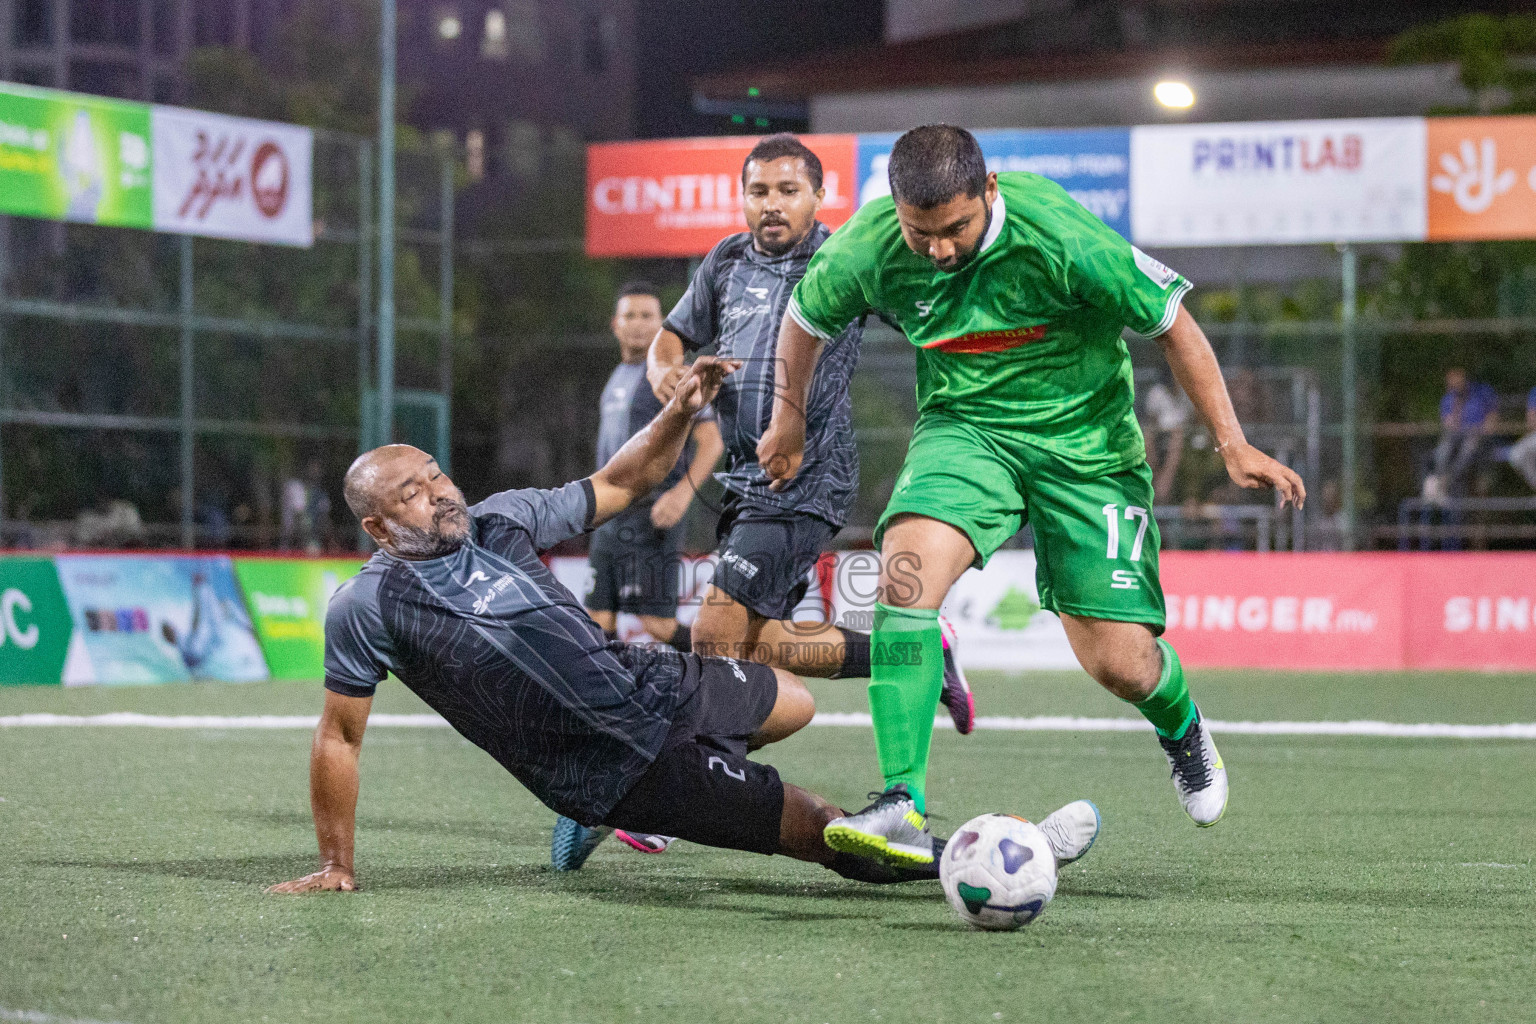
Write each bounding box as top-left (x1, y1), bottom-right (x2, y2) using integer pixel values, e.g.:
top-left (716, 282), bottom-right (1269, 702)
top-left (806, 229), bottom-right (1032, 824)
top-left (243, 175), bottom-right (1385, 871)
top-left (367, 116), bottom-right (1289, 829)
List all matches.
top-left (2, 669), bottom-right (1533, 1024)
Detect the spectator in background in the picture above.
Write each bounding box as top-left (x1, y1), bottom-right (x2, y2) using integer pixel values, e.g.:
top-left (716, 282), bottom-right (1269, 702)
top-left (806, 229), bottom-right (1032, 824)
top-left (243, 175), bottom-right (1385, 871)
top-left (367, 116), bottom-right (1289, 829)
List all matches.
top-left (304, 461), bottom-right (333, 554)
top-left (279, 469), bottom-right (309, 551)
top-left (1227, 367), bottom-right (1272, 427)
top-left (1423, 368), bottom-right (1499, 507)
top-left (75, 498), bottom-right (146, 548)
top-left (1141, 374), bottom-right (1189, 503)
top-left (1508, 386), bottom-right (1536, 491)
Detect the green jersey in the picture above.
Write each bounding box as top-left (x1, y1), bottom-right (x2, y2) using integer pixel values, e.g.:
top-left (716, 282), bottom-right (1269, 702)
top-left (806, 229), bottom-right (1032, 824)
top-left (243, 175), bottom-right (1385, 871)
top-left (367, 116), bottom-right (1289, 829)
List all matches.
top-left (787, 172), bottom-right (1191, 477)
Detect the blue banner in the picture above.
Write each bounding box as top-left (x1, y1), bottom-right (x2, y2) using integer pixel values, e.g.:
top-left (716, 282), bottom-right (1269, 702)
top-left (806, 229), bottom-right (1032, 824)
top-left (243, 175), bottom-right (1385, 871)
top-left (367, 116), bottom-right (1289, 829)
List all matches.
top-left (856, 128), bottom-right (1132, 238)
top-left (54, 554), bottom-right (269, 684)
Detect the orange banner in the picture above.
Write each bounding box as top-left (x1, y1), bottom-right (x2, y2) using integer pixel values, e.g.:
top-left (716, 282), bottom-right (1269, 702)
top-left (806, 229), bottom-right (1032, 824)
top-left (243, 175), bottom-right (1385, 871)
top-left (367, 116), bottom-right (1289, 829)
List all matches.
top-left (1426, 116), bottom-right (1536, 241)
top-left (585, 134), bottom-right (858, 258)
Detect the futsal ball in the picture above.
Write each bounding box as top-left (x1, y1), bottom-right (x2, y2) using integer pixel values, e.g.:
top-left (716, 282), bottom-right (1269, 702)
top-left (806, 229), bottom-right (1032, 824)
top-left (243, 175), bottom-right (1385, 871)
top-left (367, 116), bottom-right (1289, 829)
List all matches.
top-left (940, 813), bottom-right (1058, 931)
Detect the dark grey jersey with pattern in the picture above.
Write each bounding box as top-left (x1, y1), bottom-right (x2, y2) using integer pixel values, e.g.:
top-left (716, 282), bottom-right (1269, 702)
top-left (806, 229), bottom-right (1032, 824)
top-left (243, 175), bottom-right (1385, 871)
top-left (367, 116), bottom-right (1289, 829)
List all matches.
top-left (663, 223), bottom-right (863, 527)
top-left (594, 361), bottom-right (713, 526)
top-left (323, 480), bottom-right (694, 824)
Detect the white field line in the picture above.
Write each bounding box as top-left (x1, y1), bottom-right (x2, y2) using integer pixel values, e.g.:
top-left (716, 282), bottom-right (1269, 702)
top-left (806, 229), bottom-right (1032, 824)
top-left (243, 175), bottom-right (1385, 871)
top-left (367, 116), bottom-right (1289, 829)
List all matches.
top-left (1, 711), bottom-right (1534, 740)
top-left (1, 1008), bottom-right (131, 1024)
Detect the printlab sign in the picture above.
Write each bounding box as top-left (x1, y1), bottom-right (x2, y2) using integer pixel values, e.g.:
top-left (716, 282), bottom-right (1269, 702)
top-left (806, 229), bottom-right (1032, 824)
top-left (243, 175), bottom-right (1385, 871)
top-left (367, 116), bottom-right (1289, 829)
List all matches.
top-left (0, 82), bottom-right (312, 247)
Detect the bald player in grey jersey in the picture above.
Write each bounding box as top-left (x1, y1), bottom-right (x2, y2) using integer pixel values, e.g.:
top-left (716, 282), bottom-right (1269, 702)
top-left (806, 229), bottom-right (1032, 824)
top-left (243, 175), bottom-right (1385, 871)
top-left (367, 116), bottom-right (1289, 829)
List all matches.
top-left (267, 357), bottom-right (976, 892)
top-left (648, 134), bottom-right (974, 732)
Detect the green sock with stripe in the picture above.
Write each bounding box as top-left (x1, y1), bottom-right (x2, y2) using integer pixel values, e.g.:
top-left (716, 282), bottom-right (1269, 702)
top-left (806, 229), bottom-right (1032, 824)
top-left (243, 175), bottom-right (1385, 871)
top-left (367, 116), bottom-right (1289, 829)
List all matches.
top-left (1134, 638), bottom-right (1198, 740)
top-left (868, 603), bottom-right (945, 814)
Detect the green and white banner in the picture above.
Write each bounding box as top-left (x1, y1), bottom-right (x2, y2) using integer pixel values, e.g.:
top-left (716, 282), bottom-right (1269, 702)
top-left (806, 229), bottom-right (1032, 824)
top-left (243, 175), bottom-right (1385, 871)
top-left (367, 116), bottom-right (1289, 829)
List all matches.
top-left (0, 82), bottom-right (312, 246)
top-left (233, 558), bottom-right (363, 681)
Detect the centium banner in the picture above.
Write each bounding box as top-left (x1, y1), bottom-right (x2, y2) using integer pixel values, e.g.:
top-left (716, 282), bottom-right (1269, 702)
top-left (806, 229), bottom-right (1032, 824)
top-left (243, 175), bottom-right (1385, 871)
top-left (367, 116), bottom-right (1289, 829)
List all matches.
top-left (0, 82), bottom-right (313, 247)
top-left (232, 558), bottom-right (363, 680)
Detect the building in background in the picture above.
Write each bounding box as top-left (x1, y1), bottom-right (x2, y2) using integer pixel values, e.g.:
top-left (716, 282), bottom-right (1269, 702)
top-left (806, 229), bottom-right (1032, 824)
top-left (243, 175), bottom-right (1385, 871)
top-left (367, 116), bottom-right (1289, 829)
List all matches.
top-left (692, 0), bottom-right (1514, 286)
top-left (695, 0), bottom-right (1518, 134)
top-left (0, 0), bottom-right (294, 103)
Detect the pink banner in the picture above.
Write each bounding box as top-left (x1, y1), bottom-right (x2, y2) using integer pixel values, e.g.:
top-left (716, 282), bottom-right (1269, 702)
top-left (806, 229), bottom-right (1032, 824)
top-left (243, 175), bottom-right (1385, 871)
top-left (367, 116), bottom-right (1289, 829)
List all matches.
top-left (1404, 555), bottom-right (1536, 671)
top-left (1162, 553), bottom-right (1536, 671)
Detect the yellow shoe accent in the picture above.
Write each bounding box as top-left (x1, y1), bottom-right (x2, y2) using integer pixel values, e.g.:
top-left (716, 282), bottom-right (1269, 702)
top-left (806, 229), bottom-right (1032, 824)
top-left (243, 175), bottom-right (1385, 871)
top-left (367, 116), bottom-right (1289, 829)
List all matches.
top-left (904, 809), bottom-right (927, 830)
top-left (823, 824), bottom-right (935, 867)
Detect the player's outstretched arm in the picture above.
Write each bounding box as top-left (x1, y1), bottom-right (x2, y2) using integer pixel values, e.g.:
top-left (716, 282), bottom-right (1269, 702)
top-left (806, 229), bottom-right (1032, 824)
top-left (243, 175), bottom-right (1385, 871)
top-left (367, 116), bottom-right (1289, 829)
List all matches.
top-left (651, 417), bottom-right (724, 530)
top-left (646, 328), bottom-right (688, 402)
top-left (267, 689), bottom-right (372, 894)
top-left (592, 356), bottom-right (740, 526)
top-left (1158, 306), bottom-right (1305, 509)
top-left (757, 315), bottom-right (822, 491)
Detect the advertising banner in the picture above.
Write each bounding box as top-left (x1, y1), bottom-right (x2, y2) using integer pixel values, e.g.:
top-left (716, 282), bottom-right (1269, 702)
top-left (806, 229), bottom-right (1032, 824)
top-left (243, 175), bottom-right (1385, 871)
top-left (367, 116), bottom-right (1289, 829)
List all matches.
top-left (151, 105), bottom-right (314, 247)
top-left (0, 556), bottom-right (73, 685)
top-left (585, 134), bottom-right (858, 257)
top-left (55, 554), bottom-right (269, 685)
top-left (1426, 116), bottom-right (1536, 242)
top-left (0, 82), bottom-right (152, 228)
top-left (1404, 555), bottom-right (1536, 671)
top-left (822, 550), bottom-right (1079, 671)
top-left (1161, 553), bottom-right (1406, 670)
top-left (233, 558), bottom-right (364, 680)
top-left (857, 128), bottom-right (1133, 238)
top-left (0, 82), bottom-right (312, 246)
top-left (1129, 118), bottom-right (1428, 247)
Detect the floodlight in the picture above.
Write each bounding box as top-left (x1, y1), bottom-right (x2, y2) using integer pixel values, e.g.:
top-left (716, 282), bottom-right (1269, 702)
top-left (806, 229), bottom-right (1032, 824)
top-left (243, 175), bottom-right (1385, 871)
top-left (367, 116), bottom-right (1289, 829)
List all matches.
top-left (1154, 81), bottom-right (1195, 109)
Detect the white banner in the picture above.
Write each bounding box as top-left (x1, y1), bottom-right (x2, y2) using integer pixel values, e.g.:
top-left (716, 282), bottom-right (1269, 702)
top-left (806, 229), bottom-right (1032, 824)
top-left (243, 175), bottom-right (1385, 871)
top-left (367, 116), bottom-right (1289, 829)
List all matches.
top-left (825, 550), bottom-right (1079, 671)
top-left (151, 106), bottom-right (313, 247)
top-left (1130, 118), bottom-right (1427, 247)
top-left (548, 550), bottom-right (1077, 669)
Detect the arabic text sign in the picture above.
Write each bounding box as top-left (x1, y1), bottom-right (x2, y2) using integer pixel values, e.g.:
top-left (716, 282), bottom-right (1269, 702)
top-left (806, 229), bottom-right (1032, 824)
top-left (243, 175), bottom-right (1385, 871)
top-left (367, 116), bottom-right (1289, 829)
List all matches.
top-left (1130, 118), bottom-right (1428, 246)
top-left (152, 105), bottom-right (314, 246)
top-left (585, 135), bottom-right (858, 258)
top-left (0, 82), bottom-right (312, 247)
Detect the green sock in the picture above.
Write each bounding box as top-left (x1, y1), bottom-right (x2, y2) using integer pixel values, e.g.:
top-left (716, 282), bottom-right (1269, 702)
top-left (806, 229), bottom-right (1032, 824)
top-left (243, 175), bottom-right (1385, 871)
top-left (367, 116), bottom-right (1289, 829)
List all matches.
top-left (1134, 638), bottom-right (1198, 740)
top-left (868, 603), bottom-right (944, 814)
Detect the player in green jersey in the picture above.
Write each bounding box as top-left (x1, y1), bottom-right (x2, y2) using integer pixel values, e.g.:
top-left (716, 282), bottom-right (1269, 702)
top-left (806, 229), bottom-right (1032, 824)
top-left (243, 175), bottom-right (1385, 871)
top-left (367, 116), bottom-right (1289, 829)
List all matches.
top-left (757, 125), bottom-right (1304, 867)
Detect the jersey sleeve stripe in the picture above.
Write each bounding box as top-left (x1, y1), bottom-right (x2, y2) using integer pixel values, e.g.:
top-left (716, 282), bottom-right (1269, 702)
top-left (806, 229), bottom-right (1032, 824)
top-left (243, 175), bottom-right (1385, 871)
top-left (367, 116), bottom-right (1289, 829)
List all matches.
top-left (1149, 278), bottom-right (1193, 338)
top-left (785, 295), bottom-right (835, 341)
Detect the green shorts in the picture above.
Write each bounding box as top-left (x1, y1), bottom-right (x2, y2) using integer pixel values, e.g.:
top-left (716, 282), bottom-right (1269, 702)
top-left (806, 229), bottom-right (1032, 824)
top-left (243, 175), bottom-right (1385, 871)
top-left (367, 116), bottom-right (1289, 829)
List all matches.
top-left (876, 412), bottom-right (1165, 629)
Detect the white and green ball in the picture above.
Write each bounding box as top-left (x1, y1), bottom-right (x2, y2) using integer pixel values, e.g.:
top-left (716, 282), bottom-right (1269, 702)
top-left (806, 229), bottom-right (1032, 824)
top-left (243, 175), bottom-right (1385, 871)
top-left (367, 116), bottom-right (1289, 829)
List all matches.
top-left (940, 813), bottom-right (1058, 931)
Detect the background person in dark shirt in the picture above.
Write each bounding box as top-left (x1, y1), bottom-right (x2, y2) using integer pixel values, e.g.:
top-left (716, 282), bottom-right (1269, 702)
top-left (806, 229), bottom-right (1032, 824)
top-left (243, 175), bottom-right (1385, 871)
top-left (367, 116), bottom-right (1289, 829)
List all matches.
top-left (266, 358), bottom-right (938, 893)
top-left (1423, 367), bottom-right (1499, 506)
top-left (585, 280), bottom-right (722, 650)
top-left (646, 134), bottom-right (973, 733)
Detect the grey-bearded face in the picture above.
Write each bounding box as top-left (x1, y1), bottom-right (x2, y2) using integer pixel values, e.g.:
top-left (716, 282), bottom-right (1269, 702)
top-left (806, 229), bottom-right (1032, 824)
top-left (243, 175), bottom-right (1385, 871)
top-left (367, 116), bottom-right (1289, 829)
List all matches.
top-left (387, 495), bottom-right (471, 558)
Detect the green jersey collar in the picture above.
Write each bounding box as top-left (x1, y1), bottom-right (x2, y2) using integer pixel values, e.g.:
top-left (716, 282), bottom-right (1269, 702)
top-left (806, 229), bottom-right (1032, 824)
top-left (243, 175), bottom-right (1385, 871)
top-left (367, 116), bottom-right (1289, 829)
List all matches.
top-left (978, 192), bottom-right (1006, 256)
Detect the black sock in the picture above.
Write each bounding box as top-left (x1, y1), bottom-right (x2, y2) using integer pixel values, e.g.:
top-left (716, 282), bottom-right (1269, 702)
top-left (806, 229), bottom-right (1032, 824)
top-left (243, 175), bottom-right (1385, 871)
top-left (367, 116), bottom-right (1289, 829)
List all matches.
top-left (826, 850), bottom-right (940, 884)
top-left (832, 627), bottom-right (871, 679)
top-left (669, 623), bottom-right (692, 653)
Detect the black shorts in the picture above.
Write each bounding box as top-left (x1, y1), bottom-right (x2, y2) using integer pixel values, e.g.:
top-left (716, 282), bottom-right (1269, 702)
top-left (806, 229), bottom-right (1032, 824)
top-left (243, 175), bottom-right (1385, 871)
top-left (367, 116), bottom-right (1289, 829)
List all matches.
top-left (586, 513), bottom-right (685, 617)
top-left (711, 492), bottom-right (837, 621)
top-left (603, 654), bottom-right (784, 855)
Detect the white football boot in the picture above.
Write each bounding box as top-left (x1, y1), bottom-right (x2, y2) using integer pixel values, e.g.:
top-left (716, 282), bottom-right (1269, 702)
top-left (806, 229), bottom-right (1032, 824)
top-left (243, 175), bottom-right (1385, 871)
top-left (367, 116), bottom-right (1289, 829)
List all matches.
top-left (1158, 710), bottom-right (1228, 826)
top-left (1039, 800), bottom-right (1101, 865)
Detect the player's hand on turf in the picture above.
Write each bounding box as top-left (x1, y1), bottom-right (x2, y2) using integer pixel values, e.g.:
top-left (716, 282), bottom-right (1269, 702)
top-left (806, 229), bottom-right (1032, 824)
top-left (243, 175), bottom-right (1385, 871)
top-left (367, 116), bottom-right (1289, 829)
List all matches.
top-left (673, 356), bottom-right (740, 414)
top-left (649, 363), bottom-right (686, 403)
top-left (1221, 442), bottom-right (1306, 509)
top-left (265, 865), bottom-right (357, 894)
top-left (757, 416), bottom-right (805, 492)
top-left (650, 486), bottom-right (690, 529)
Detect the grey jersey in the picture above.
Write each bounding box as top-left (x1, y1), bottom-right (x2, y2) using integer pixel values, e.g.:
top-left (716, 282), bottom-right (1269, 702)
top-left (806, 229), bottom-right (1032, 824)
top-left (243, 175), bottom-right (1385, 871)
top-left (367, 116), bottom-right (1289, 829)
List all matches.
top-left (323, 480), bottom-right (695, 823)
top-left (663, 223), bottom-right (862, 527)
top-left (595, 361), bottom-right (713, 520)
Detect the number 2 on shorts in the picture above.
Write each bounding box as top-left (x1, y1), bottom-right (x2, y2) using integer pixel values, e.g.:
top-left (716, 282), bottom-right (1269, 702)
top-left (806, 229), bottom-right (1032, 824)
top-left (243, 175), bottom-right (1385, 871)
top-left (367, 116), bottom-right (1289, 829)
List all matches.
top-left (1102, 503), bottom-right (1150, 562)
